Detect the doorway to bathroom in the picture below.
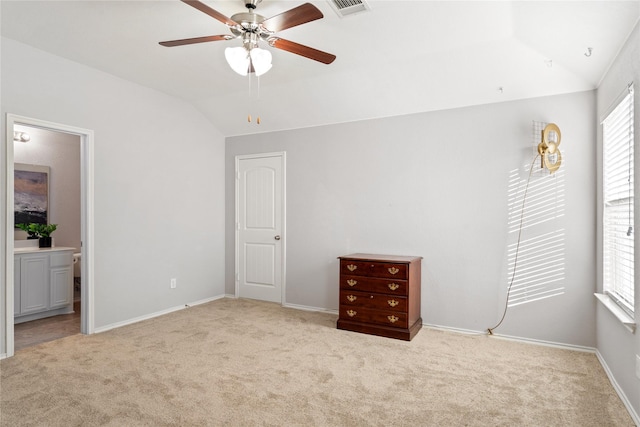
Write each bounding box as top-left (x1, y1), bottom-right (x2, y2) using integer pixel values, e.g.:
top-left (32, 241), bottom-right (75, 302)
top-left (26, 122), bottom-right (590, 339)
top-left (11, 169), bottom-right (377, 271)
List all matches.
top-left (4, 114), bottom-right (94, 358)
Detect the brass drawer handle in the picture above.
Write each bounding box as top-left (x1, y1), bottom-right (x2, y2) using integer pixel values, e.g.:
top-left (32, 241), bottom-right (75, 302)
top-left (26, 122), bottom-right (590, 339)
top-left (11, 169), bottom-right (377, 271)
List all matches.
top-left (346, 295), bottom-right (357, 302)
top-left (346, 310), bottom-right (357, 317)
top-left (388, 267), bottom-right (399, 275)
top-left (347, 264), bottom-right (357, 272)
top-left (388, 299), bottom-right (399, 307)
top-left (347, 279), bottom-right (358, 287)
top-left (388, 283), bottom-right (399, 291)
top-left (388, 315), bottom-right (399, 324)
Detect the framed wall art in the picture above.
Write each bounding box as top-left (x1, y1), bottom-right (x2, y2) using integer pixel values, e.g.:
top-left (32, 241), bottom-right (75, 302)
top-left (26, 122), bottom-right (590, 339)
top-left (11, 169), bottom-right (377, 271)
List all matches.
top-left (14, 163), bottom-right (50, 225)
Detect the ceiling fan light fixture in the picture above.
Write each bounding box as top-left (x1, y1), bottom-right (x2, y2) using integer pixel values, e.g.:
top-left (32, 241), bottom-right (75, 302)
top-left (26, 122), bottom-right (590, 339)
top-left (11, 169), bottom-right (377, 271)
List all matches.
top-left (250, 47), bottom-right (272, 76)
top-left (225, 46), bottom-right (250, 76)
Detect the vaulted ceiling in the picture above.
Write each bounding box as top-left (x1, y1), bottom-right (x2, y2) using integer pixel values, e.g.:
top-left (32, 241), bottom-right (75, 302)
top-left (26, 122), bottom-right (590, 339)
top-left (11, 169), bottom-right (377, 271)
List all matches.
top-left (2, 1), bottom-right (639, 136)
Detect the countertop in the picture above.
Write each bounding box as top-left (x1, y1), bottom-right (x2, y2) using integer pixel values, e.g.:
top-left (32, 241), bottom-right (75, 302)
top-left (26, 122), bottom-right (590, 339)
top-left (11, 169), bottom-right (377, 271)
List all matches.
top-left (14, 246), bottom-right (76, 254)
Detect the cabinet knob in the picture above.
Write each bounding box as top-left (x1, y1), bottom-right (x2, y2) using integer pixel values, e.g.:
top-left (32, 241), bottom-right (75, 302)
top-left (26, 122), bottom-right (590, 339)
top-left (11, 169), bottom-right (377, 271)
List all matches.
top-left (388, 283), bottom-right (399, 291)
top-left (388, 315), bottom-right (399, 324)
top-left (346, 310), bottom-right (357, 317)
top-left (347, 279), bottom-right (357, 287)
top-left (274, 235), bottom-right (281, 240)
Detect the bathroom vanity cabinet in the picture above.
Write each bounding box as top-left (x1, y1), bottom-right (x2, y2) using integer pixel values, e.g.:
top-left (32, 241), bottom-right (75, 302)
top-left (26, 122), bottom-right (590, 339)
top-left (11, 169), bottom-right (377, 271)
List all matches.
top-left (14, 247), bottom-right (75, 324)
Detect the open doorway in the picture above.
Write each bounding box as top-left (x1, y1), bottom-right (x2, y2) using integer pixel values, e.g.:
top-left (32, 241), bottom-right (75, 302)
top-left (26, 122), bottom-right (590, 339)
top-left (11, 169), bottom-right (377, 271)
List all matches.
top-left (4, 114), bottom-right (94, 358)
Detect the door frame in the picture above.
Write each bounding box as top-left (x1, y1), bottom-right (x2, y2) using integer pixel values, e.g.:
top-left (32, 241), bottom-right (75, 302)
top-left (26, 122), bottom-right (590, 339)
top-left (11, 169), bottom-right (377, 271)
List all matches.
top-left (4, 114), bottom-right (95, 358)
top-left (235, 151), bottom-right (286, 304)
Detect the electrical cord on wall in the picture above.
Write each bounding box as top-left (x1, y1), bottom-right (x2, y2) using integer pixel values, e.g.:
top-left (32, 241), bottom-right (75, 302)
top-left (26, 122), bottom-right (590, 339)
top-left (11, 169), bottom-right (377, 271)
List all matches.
top-left (487, 154), bottom-right (540, 335)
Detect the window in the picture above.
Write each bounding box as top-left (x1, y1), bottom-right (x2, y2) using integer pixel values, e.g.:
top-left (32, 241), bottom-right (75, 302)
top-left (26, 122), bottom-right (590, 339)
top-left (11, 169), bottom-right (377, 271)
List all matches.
top-left (603, 83), bottom-right (634, 316)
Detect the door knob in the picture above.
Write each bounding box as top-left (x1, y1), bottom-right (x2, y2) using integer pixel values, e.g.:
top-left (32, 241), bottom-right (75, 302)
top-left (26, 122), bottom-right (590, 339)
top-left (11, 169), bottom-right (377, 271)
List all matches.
top-left (274, 235), bottom-right (281, 240)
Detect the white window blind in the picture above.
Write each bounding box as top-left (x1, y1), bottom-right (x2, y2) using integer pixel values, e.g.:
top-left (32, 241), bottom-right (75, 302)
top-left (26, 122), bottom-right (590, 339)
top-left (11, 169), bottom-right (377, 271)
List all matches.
top-left (603, 83), bottom-right (634, 315)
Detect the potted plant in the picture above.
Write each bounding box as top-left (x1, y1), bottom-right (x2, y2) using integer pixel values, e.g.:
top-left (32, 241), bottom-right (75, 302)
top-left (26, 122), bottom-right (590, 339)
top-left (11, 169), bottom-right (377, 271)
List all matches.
top-left (15, 223), bottom-right (59, 247)
top-left (34, 223), bottom-right (57, 248)
top-left (15, 223), bottom-right (40, 240)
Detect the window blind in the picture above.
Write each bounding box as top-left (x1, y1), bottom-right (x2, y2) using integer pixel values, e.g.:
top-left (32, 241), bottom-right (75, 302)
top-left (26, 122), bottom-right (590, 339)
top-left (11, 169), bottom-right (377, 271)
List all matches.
top-left (603, 84), bottom-right (634, 315)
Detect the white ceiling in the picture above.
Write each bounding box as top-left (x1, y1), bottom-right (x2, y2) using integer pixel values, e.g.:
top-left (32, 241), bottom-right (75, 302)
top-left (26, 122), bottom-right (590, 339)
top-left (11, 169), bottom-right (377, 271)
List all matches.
top-left (2, 0), bottom-right (639, 137)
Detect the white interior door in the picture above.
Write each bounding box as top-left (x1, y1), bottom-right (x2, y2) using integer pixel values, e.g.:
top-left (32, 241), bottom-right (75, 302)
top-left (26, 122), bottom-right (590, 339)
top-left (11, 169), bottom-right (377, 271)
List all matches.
top-left (236, 153), bottom-right (285, 303)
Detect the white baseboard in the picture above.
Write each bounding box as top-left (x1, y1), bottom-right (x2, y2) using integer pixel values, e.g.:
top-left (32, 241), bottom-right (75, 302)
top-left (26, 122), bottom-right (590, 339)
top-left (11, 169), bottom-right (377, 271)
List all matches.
top-left (282, 301), bottom-right (338, 315)
top-left (425, 323), bottom-right (490, 337)
top-left (595, 350), bottom-right (640, 426)
top-left (425, 323), bottom-right (596, 352)
top-left (0, 352), bottom-right (7, 360)
top-left (226, 294), bottom-right (338, 315)
top-left (488, 332), bottom-right (596, 353)
top-left (94, 294), bottom-right (226, 334)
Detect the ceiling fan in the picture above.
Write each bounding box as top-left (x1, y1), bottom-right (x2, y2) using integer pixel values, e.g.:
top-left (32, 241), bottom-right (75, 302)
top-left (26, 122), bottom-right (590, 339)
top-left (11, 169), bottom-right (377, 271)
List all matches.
top-left (160, 0), bottom-right (336, 76)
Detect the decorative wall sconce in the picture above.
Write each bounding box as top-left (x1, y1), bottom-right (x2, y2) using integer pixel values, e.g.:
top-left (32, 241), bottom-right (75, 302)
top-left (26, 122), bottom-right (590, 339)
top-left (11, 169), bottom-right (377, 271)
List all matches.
top-left (537, 123), bottom-right (561, 173)
top-left (13, 131), bottom-right (30, 143)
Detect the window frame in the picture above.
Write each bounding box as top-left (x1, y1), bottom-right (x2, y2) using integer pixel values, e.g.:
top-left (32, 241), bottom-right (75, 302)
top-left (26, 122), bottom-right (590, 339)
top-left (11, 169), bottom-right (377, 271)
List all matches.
top-left (602, 83), bottom-right (635, 317)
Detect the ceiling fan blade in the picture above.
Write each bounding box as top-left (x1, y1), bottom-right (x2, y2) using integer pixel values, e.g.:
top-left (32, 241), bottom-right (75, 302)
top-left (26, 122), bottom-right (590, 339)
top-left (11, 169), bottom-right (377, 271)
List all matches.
top-left (159, 35), bottom-right (233, 47)
top-left (180, 0), bottom-right (239, 27)
top-left (269, 38), bottom-right (336, 64)
top-left (261, 3), bottom-right (323, 33)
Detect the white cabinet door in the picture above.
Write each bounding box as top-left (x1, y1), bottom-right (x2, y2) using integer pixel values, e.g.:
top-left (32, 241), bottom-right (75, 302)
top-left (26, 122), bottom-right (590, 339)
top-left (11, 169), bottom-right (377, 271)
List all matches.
top-left (50, 267), bottom-right (72, 309)
top-left (20, 255), bottom-right (49, 314)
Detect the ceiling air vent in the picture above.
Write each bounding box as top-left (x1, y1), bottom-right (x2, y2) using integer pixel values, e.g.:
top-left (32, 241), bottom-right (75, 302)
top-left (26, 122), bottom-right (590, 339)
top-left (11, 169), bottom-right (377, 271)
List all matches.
top-left (328, 0), bottom-right (371, 18)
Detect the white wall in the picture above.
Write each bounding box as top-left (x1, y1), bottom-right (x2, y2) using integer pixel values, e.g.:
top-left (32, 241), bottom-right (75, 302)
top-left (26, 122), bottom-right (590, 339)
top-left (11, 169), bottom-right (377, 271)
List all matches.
top-left (596, 19), bottom-right (640, 420)
top-left (13, 126), bottom-right (81, 251)
top-left (1, 37), bottom-right (226, 354)
top-left (226, 90), bottom-right (597, 347)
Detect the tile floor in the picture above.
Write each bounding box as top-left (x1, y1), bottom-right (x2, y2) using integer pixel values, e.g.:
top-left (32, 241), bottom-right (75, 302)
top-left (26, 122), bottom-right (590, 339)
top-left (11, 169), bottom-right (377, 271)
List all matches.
top-left (14, 301), bottom-right (81, 351)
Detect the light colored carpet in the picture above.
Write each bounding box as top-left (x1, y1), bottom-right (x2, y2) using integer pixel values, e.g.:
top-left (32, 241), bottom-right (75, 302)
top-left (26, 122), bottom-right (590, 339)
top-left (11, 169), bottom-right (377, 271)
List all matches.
top-left (0, 298), bottom-right (634, 426)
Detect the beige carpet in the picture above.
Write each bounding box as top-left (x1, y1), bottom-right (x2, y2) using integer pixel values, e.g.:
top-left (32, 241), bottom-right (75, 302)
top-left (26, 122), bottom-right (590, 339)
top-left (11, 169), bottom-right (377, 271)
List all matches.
top-left (0, 298), bottom-right (634, 426)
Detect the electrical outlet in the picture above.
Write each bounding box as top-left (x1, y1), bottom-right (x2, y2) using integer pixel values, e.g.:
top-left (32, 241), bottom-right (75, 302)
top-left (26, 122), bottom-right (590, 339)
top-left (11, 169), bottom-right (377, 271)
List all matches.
top-left (170, 278), bottom-right (177, 289)
top-left (636, 355), bottom-right (640, 380)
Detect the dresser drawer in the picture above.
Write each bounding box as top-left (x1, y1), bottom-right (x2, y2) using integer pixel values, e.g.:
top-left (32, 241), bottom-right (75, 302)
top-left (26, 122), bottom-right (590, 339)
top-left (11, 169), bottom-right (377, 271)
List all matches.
top-left (340, 260), bottom-right (408, 279)
top-left (340, 290), bottom-right (407, 312)
top-left (340, 306), bottom-right (408, 329)
top-left (338, 254), bottom-right (422, 341)
top-left (340, 275), bottom-right (408, 296)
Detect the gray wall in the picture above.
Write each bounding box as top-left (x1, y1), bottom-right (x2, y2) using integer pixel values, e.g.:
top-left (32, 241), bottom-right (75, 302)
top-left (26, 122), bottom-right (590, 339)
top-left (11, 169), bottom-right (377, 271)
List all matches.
top-left (1, 37), bottom-right (227, 354)
top-left (226, 90), bottom-right (597, 348)
top-left (596, 19), bottom-right (640, 419)
top-left (13, 126), bottom-right (81, 251)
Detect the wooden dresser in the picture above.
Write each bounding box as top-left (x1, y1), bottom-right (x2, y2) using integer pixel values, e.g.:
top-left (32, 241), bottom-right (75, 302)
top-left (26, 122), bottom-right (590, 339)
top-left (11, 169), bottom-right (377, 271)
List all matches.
top-left (337, 253), bottom-right (422, 341)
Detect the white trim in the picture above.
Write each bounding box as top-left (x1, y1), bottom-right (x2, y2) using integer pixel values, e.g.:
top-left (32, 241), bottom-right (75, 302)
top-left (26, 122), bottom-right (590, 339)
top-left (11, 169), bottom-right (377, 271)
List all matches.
top-left (425, 323), bottom-right (596, 352)
top-left (4, 114), bottom-right (95, 358)
top-left (426, 323), bottom-right (489, 337)
top-left (94, 294), bottom-right (225, 334)
top-left (282, 302), bottom-right (338, 315)
top-left (234, 151), bottom-right (286, 305)
top-left (4, 121), bottom-right (15, 357)
top-left (595, 293), bottom-right (636, 333)
top-left (596, 350), bottom-right (640, 426)
top-left (486, 333), bottom-right (596, 353)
